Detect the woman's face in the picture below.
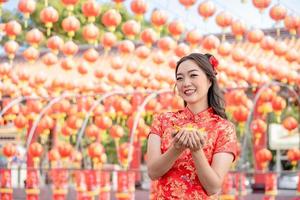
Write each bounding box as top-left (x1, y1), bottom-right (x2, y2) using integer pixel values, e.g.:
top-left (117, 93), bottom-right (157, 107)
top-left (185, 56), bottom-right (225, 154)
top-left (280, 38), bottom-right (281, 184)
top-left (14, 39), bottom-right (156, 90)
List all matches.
top-left (176, 59), bottom-right (211, 106)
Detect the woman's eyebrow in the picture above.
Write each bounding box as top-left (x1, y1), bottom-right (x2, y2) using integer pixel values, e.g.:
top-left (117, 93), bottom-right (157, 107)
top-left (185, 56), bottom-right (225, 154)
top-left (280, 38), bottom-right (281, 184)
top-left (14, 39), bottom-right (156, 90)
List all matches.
top-left (176, 69), bottom-right (199, 76)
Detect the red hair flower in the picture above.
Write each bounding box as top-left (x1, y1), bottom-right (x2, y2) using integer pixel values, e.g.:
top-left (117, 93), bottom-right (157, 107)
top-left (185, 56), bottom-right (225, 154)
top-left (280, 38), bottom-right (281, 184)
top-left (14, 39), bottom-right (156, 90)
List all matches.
top-left (209, 56), bottom-right (218, 71)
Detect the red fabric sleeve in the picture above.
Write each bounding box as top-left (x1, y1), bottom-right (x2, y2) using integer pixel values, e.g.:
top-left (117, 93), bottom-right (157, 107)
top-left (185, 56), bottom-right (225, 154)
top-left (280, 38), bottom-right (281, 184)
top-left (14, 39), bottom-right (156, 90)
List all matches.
top-left (148, 113), bottom-right (163, 138)
top-left (214, 121), bottom-right (238, 161)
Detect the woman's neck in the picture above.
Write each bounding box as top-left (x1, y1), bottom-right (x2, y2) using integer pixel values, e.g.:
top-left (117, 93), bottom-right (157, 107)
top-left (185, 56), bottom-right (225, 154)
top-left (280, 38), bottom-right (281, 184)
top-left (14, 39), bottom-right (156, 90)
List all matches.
top-left (187, 101), bottom-right (209, 115)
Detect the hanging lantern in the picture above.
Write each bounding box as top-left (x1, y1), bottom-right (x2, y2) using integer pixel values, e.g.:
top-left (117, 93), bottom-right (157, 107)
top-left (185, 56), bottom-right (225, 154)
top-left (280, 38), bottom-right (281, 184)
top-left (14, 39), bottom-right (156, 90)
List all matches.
top-left (287, 149), bottom-right (300, 170)
top-left (157, 36), bottom-right (176, 53)
top-left (83, 48), bottom-right (99, 63)
top-left (197, 0), bottom-right (216, 21)
top-left (152, 50), bottom-right (165, 65)
top-left (233, 105), bottom-right (249, 131)
top-left (135, 45), bottom-right (150, 60)
top-left (269, 4), bottom-right (287, 37)
top-left (273, 40), bottom-right (287, 57)
top-left (4, 40), bottom-right (19, 62)
top-left (130, 0), bottom-right (148, 22)
top-left (218, 41), bottom-right (232, 57)
top-left (112, 0), bottom-right (125, 10)
top-left (101, 9), bottom-right (122, 32)
top-left (47, 36), bottom-right (64, 54)
top-left (185, 29), bottom-right (202, 48)
top-left (256, 148), bottom-right (272, 171)
top-left (26, 28), bottom-right (44, 48)
top-left (118, 40), bottom-right (135, 55)
top-left (61, 57), bottom-right (76, 71)
top-left (110, 125), bottom-right (125, 140)
top-left (284, 15), bottom-right (300, 36)
top-left (252, 0), bottom-right (271, 13)
top-left (42, 52), bottom-right (58, 66)
top-left (140, 28), bottom-right (157, 47)
top-left (150, 9), bottom-right (168, 33)
top-left (101, 32), bottom-right (117, 52)
top-left (168, 20), bottom-right (185, 40)
top-left (2, 143), bottom-right (16, 159)
top-left (174, 43), bottom-right (190, 58)
top-left (4, 20), bottom-right (22, 40)
top-left (250, 118), bottom-right (267, 145)
top-left (231, 19), bottom-right (247, 41)
top-left (62, 40), bottom-right (78, 57)
top-left (260, 35), bottom-right (275, 52)
top-left (81, 0), bottom-right (101, 23)
top-left (77, 61), bottom-right (89, 75)
top-left (282, 116), bottom-right (298, 133)
top-left (40, 6), bottom-right (59, 36)
top-left (85, 124), bottom-right (99, 141)
top-left (179, 0), bottom-right (196, 9)
top-left (82, 23), bottom-right (99, 45)
top-left (122, 20), bottom-right (141, 40)
top-left (29, 142), bottom-right (43, 167)
top-left (61, 0), bottom-right (79, 15)
top-left (231, 47), bottom-right (246, 63)
top-left (62, 16), bottom-right (80, 40)
top-left (94, 115), bottom-right (112, 130)
top-left (48, 149), bottom-right (60, 167)
top-left (23, 46), bottom-right (39, 63)
top-left (215, 11), bottom-right (233, 41)
top-left (247, 29), bottom-right (264, 44)
top-left (202, 35), bottom-right (220, 51)
top-left (285, 49), bottom-right (298, 63)
top-left (271, 96), bottom-right (286, 122)
top-left (18, 0), bottom-right (36, 28)
top-left (58, 142), bottom-right (73, 159)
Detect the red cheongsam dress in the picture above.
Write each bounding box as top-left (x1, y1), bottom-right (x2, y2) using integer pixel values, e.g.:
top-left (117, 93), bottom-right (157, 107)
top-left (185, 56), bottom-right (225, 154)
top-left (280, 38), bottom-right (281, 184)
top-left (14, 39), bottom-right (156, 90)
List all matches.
top-left (149, 107), bottom-right (237, 200)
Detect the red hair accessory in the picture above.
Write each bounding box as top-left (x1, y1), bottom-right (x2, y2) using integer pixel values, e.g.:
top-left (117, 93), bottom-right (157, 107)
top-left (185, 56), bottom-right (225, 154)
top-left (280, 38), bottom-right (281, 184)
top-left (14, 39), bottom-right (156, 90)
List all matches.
top-left (209, 56), bottom-right (218, 71)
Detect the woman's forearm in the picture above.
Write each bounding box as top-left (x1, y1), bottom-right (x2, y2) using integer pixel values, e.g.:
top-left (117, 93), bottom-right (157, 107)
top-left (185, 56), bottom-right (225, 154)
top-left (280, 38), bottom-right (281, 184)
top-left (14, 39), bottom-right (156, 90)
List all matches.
top-left (192, 150), bottom-right (222, 195)
top-left (147, 146), bottom-right (182, 180)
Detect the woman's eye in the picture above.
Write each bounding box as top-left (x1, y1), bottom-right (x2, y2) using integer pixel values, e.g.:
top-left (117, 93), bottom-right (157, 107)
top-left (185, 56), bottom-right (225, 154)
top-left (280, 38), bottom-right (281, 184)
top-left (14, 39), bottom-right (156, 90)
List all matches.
top-left (191, 74), bottom-right (198, 77)
top-left (176, 77), bottom-right (183, 81)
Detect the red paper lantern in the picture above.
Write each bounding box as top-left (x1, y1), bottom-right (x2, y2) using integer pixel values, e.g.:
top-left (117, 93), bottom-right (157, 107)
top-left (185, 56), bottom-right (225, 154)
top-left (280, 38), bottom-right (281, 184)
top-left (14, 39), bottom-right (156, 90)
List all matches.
top-left (269, 4), bottom-right (287, 22)
top-left (130, 0), bottom-right (147, 20)
top-left (157, 36), bottom-right (175, 53)
top-left (101, 32), bottom-right (117, 51)
top-left (252, 0), bottom-right (271, 13)
top-left (260, 35), bottom-right (275, 51)
top-left (282, 116), bottom-right (298, 132)
top-left (118, 40), bottom-right (135, 55)
top-left (26, 28), bottom-right (44, 47)
top-left (29, 142), bottom-right (43, 158)
top-left (247, 29), bottom-right (264, 44)
top-left (82, 23), bottom-right (99, 45)
top-left (110, 125), bottom-right (125, 139)
top-left (2, 143), bottom-right (16, 158)
top-left (284, 15), bottom-right (300, 36)
top-left (81, 0), bottom-right (101, 23)
top-left (62, 16), bottom-right (80, 39)
top-left (23, 46), bottom-right (39, 63)
top-left (197, 0), bottom-right (216, 21)
top-left (4, 40), bottom-right (19, 61)
top-left (18, 0), bottom-right (36, 28)
top-left (42, 52), bottom-right (58, 66)
top-left (83, 48), bottom-right (99, 63)
top-left (61, 58), bottom-right (76, 71)
top-left (168, 20), bottom-right (185, 40)
top-left (140, 28), bottom-right (157, 47)
top-left (179, 0), bottom-right (196, 9)
top-left (77, 61), bottom-right (89, 75)
top-left (122, 20), bottom-right (140, 40)
top-left (273, 41), bottom-right (287, 57)
top-left (47, 36), bottom-right (64, 54)
top-left (231, 19), bottom-right (247, 41)
top-left (216, 11), bottom-right (233, 29)
top-left (231, 48), bottom-right (246, 63)
top-left (218, 42), bottom-right (232, 57)
top-left (135, 45), bottom-right (150, 60)
top-left (101, 9), bottom-right (121, 32)
top-left (202, 35), bottom-right (220, 50)
top-left (62, 40), bottom-right (78, 57)
top-left (95, 115), bottom-right (112, 130)
top-left (40, 6), bottom-right (59, 36)
top-left (174, 43), bottom-right (190, 58)
top-left (5, 20), bottom-right (22, 40)
top-left (185, 29), bottom-right (202, 48)
top-left (58, 143), bottom-right (72, 158)
top-left (151, 9), bottom-right (168, 29)
top-left (256, 148), bottom-right (272, 170)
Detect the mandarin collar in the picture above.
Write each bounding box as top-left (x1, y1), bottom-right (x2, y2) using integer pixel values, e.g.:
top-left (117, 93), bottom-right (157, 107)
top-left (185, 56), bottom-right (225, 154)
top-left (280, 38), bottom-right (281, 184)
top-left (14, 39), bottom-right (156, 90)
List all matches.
top-left (182, 106), bottom-right (214, 122)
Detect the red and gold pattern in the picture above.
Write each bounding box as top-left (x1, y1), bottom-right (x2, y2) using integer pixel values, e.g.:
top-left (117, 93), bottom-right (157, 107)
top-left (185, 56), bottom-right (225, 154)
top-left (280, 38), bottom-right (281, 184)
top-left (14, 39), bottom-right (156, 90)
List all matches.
top-left (149, 107), bottom-right (237, 200)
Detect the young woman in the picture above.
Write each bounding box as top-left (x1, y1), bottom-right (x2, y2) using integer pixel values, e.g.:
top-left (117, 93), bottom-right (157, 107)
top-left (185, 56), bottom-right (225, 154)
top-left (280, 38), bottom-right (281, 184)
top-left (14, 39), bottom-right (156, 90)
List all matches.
top-left (147, 53), bottom-right (237, 200)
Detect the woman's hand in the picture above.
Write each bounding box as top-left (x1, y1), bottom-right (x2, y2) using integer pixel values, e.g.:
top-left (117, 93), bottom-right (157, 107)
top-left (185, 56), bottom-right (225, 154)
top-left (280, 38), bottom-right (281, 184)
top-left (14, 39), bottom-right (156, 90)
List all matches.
top-left (172, 129), bottom-right (189, 152)
top-left (187, 130), bottom-right (206, 152)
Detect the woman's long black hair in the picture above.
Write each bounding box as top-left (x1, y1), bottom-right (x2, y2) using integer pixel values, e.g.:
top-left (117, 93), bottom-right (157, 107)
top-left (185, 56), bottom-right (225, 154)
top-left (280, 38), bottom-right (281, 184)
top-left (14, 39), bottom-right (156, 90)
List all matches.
top-left (175, 53), bottom-right (227, 119)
